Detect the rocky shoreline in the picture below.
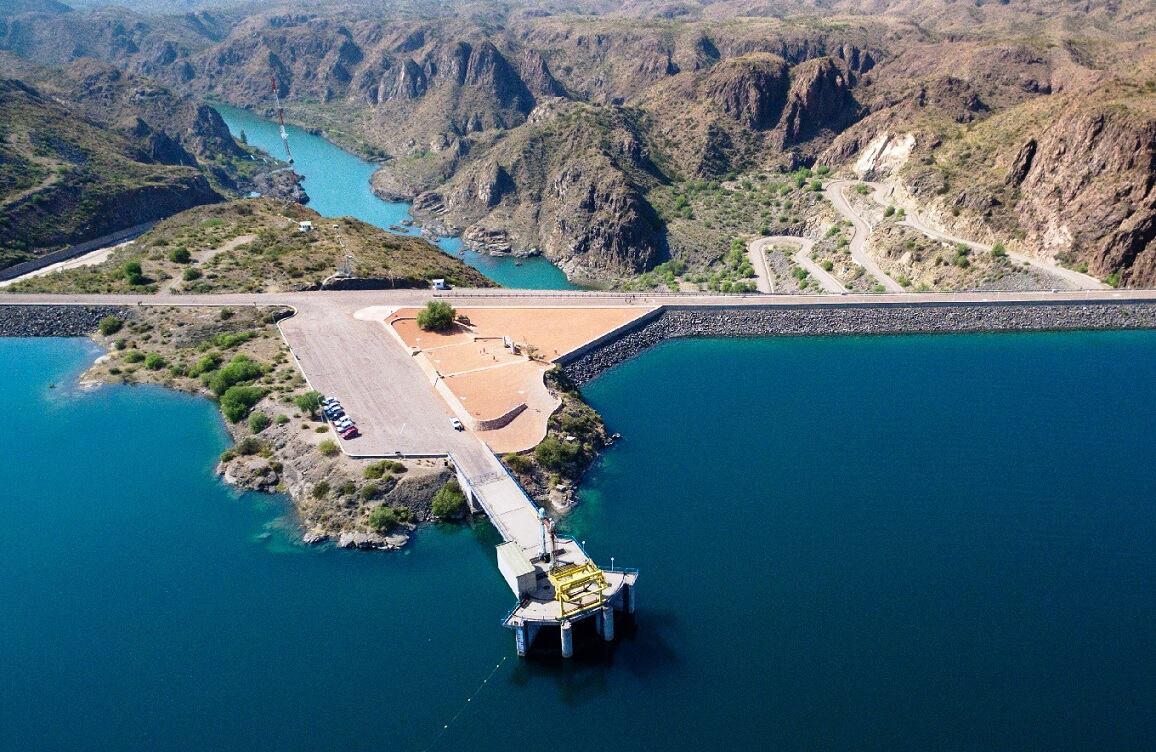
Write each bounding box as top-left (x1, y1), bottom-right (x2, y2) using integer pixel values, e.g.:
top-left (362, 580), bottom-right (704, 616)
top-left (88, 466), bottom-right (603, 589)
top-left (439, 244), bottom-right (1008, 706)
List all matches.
top-left (0, 305), bottom-right (131, 337)
top-left (560, 301), bottom-right (1156, 385)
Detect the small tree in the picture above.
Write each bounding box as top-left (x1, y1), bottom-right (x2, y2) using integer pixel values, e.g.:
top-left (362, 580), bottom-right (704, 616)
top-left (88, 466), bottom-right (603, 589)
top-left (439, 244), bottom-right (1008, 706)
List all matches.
top-left (991, 242), bottom-right (1008, 258)
top-left (294, 390), bottom-right (323, 418)
top-left (318, 439), bottom-right (339, 457)
top-left (416, 301), bottom-right (456, 332)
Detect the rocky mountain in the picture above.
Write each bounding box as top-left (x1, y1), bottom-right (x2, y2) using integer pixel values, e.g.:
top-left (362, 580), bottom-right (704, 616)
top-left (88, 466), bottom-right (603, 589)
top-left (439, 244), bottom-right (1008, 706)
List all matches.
top-left (407, 100), bottom-right (666, 281)
top-left (0, 77), bottom-right (222, 269)
top-left (1, 0), bottom-right (1153, 285)
top-left (0, 58), bottom-right (290, 271)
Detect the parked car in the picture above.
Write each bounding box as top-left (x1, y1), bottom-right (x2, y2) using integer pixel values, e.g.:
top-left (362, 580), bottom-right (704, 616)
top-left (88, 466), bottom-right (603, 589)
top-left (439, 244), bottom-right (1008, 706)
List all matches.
top-left (324, 406), bottom-right (345, 420)
top-left (339, 425), bottom-right (360, 439)
top-left (334, 418), bottom-right (355, 431)
top-left (450, 418), bottom-right (464, 431)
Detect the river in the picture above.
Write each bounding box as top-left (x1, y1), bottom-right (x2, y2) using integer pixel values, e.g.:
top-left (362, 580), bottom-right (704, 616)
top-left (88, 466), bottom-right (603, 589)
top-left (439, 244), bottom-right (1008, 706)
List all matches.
top-left (213, 105), bottom-right (576, 290)
top-left (3, 332), bottom-right (1154, 750)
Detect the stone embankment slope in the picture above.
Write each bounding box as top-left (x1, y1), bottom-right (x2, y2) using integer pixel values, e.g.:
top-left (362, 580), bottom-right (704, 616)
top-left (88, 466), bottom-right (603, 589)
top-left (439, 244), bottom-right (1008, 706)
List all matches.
top-left (560, 302), bottom-right (1156, 385)
top-left (0, 304), bottom-right (128, 336)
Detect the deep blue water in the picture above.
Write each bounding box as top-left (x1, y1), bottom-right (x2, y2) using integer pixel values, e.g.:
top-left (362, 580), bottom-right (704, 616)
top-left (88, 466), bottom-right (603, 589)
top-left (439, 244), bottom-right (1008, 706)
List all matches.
top-left (3, 332), bottom-right (1155, 750)
top-left (214, 105), bottom-right (576, 290)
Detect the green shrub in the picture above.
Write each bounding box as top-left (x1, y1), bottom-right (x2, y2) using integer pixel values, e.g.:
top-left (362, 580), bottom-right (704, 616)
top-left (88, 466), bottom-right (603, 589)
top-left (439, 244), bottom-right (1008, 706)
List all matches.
top-left (275, 414), bottom-right (290, 426)
top-left (144, 353), bottom-right (166, 371)
top-left (416, 301), bottom-right (456, 332)
top-left (534, 436), bottom-right (579, 470)
top-left (363, 460), bottom-right (392, 480)
top-left (368, 505), bottom-right (398, 532)
top-left (220, 385), bottom-right (266, 422)
top-left (821, 260), bottom-right (834, 272)
top-left (1106, 272), bottom-right (1121, 288)
top-left (98, 316), bottom-right (123, 336)
top-left (314, 425), bottom-right (329, 433)
top-left (503, 452), bottom-right (533, 474)
top-left (182, 268), bottom-right (202, 282)
top-left (248, 412), bottom-right (271, 433)
top-left (884, 205), bottom-right (895, 217)
top-left (431, 479), bottom-right (467, 519)
top-left (336, 480), bottom-right (356, 497)
top-left (189, 353), bottom-right (221, 377)
top-left (236, 436), bottom-right (263, 455)
top-left (122, 350), bottom-right (145, 364)
top-left (213, 331), bottom-right (254, 349)
top-left (168, 248), bottom-right (191, 264)
top-left (312, 481), bottom-right (330, 499)
top-left (123, 260), bottom-right (145, 286)
top-left (360, 483), bottom-right (381, 500)
top-left (991, 242), bottom-right (1007, 258)
top-left (208, 356), bottom-right (264, 395)
top-left (318, 439), bottom-right (339, 457)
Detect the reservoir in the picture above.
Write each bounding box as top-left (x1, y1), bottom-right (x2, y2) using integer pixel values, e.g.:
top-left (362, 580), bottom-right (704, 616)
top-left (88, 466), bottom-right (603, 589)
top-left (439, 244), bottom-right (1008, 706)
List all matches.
top-left (213, 105), bottom-right (577, 291)
top-left (3, 332), bottom-right (1155, 750)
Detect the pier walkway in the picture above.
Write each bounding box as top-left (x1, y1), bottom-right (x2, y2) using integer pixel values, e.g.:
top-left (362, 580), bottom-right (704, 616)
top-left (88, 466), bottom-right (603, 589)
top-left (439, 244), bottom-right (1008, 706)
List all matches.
top-left (449, 443), bottom-right (637, 656)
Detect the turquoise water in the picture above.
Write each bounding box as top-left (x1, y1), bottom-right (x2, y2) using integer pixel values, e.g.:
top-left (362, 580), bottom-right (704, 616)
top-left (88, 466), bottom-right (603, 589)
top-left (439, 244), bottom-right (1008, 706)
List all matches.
top-left (4, 333), bottom-right (1156, 750)
top-left (214, 105), bottom-right (576, 290)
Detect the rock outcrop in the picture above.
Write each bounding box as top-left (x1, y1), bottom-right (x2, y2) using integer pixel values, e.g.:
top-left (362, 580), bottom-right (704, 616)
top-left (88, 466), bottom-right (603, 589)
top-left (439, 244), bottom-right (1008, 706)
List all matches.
top-left (781, 57), bottom-right (856, 144)
top-left (702, 53), bottom-right (789, 130)
top-left (1013, 106), bottom-right (1156, 286)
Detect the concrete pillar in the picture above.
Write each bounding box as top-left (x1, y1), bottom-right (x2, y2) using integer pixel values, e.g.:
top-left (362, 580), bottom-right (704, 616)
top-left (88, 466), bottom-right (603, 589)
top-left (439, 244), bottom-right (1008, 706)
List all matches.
top-left (601, 604), bottom-right (615, 642)
top-left (514, 623), bottom-right (528, 657)
top-left (560, 619), bottom-right (573, 658)
top-left (624, 584), bottom-right (636, 615)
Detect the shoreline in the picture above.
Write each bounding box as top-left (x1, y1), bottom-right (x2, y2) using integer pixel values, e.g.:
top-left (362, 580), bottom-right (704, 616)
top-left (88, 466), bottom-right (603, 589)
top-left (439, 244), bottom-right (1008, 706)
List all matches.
top-left (5, 298), bottom-right (1156, 543)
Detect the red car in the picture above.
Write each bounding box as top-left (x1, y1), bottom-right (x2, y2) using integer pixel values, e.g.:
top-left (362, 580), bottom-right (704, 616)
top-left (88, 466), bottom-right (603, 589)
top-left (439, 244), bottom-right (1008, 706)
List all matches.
top-left (338, 425), bottom-right (360, 439)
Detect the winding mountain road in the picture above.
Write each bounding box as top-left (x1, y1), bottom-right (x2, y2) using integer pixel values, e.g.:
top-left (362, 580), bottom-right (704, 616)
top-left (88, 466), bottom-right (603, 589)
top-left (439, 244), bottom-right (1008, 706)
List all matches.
top-left (857, 181), bottom-right (1107, 290)
top-left (747, 236), bottom-right (844, 294)
top-left (824, 180), bottom-right (906, 292)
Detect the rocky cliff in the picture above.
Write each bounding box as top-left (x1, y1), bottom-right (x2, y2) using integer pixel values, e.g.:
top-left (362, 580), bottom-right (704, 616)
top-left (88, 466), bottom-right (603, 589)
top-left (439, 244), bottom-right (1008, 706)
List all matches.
top-left (406, 100), bottom-right (665, 282)
top-left (1011, 104), bottom-right (1155, 286)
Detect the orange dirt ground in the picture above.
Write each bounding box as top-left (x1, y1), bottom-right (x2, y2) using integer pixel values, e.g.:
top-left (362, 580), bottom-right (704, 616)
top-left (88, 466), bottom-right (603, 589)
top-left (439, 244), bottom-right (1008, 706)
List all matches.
top-left (384, 306), bottom-right (653, 452)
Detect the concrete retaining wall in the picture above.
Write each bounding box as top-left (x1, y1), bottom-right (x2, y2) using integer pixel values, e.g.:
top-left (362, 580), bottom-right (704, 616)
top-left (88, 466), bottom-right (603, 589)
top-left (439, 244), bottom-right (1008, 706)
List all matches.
top-left (0, 222), bottom-right (157, 283)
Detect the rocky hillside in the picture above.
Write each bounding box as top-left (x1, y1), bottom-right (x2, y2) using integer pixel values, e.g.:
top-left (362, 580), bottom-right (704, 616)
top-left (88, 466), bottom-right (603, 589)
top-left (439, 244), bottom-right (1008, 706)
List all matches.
top-left (0, 77), bottom-right (224, 270)
top-left (0, 57), bottom-right (307, 271)
top-left (831, 47), bottom-right (1156, 286)
top-left (2, 0), bottom-right (1153, 285)
top-left (5, 197), bottom-right (493, 293)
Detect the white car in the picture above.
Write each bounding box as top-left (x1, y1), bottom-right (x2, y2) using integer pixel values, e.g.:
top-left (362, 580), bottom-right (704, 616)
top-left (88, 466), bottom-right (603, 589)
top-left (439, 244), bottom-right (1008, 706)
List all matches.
top-left (450, 418), bottom-right (464, 431)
